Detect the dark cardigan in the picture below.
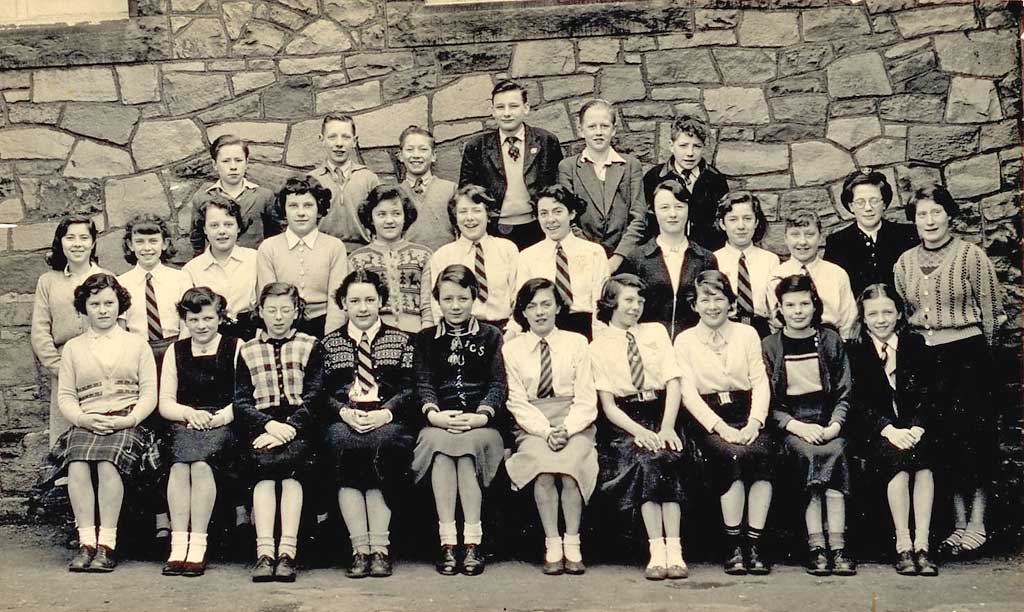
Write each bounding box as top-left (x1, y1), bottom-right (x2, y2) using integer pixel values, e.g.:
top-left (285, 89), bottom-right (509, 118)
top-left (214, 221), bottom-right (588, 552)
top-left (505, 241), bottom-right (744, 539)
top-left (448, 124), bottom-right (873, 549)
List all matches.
top-left (761, 327), bottom-right (852, 430)
top-left (823, 219), bottom-right (919, 296)
top-left (845, 330), bottom-right (929, 435)
top-left (413, 319), bottom-right (508, 425)
top-left (318, 324), bottom-right (416, 427)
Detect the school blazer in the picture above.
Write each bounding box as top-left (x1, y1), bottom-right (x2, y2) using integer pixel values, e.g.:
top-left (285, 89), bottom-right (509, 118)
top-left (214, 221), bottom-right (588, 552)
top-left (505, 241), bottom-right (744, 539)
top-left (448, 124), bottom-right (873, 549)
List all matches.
top-left (823, 220), bottom-right (919, 296)
top-left (558, 153), bottom-right (647, 259)
top-left (641, 158), bottom-right (730, 250)
top-left (620, 239), bottom-right (717, 340)
top-left (845, 331), bottom-right (929, 437)
top-left (761, 327), bottom-right (852, 430)
top-left (458, 125), bottom-right (563, 207)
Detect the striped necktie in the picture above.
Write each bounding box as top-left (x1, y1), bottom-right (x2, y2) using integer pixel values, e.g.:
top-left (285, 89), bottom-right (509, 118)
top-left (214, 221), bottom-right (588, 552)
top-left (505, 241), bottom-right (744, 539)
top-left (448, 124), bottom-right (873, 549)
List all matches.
top-left (626, 331), bottom-right (645, 392)
top-left (145, 272), bottom-right (162, 342)
top-left (880, 342), bottom-right (896, 389)
top-left (537, 338), bottom-right (554, 399)
top-left (474, 241), bottom-right (489, 302)
top-left (356, 332), bottom-right (375, 394)
top-left (555, 243), bottom-right (573, 305)
top-left (737, 253), bottom-right (754, 317)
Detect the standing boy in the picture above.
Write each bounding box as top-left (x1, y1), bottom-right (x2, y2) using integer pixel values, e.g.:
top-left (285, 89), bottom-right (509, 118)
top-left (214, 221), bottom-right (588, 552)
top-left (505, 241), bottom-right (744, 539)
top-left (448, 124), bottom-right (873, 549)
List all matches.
top-left (400, 126), bottom-right (457, 252)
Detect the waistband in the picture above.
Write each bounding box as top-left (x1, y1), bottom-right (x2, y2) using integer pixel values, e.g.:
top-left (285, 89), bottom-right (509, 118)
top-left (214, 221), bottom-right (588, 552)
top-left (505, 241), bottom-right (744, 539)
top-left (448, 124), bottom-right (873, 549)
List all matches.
top-left (699, 389), bottom-right (752, 408)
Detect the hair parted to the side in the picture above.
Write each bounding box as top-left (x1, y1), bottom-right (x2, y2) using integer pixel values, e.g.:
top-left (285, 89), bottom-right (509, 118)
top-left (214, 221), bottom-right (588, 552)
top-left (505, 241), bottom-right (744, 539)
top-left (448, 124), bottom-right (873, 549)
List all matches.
top-left (432, 263), bottom-right (480, 302)
top-left (358, 184), bottom-right (418, 235)
top-left (335, 268), bottom-right (390, 309)
top-left (686, 269), bottom-right (737, 309)
top-left (512, 277), bottom-right (566, 331)
top-left (274, 175), bottom-right (333, 223)
top-left (783, 208), bottom-right (822, 231)
top-left (773, 274), bottom-right (824, 328)
top-left (905, 182), bottom-right (958, 222)
top-left (176, 286), bottom-right (228, 321)
top-left (123, 213), bottom-right (175, 265)
top-left (209, 134), bottom-right (249, 161)
top-left (258, 282), bottom-right (306, 321)
top-left (399, 125), bottom-right (435, 149)
top-left (851, 282), bottom-right (907, 343)
top-left (596, 273), bottom-right (647, 324)
top-left (715, 191), bottom-right (769, 244)
top-left (447, 184), bottom-right (499, 231)
top-left (47, 214), bottom-right (99, 271)
top-left (491, 79), bottom-right (528, 104)
top-left (533, 183), bottom-right (586, 217)
top-left (74, 273), bottom-right (132, 315)
top-left (321, 113), bottom-right (357, 135)
top-left (669, 114), bottom-right (707, 144)
top-left (840, 169), bottom-right (893, 214)
top-left (577, 98), bottom-right (617, 126)
top-left (196, 193), bottom-right (248, 237)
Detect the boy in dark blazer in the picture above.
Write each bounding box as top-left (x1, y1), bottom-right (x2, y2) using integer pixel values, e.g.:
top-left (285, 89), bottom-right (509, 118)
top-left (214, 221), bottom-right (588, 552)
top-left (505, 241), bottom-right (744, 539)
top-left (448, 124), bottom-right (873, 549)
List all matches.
top-left (459, 79), bottom-right (563, 250)
top-left (642, 114), bottom-right (729, 251)
top-left (824, 170), bottom-right (919, 296)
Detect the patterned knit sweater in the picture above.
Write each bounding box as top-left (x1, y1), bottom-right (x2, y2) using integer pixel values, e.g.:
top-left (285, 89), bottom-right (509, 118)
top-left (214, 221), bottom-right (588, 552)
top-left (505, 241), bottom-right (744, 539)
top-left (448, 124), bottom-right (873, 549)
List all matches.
top-left (893, 237), bottom-right (1003, 345)
top-left (348, 239), bottom-right (434, 333)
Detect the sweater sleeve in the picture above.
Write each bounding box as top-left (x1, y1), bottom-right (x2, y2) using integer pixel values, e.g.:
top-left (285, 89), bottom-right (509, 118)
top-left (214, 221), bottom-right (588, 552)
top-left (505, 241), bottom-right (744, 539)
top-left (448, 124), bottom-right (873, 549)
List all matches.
top-left (286, 342), bottom-right (324, 433)
top-left (967, 244), bottom-right (1003, 345)
top-left (57, 343), bottom-right (83, 424)
top-left (419, 260), bottom-right (434, 328)
top-left (380, 337), bottom-right (416, 425)
top-left (477, 330), bottom-right (509, 422)
top-left (413, 331), bottom-right (440, 415)
top-left (30, 276), bottom-right (61, 375)
top-left (158, 344), bottom-right (189, 422)
top-left (762, 336), bottom-right (794, 429)
top-left (234, 352), bottom-right (271, 432)
top-left (746, 327), bottom-right (771, 427)
top-left (827, 334), bottom-right (852, 428)
top-left (325, 244), bottom-right (349, 335)
top-left (129, 341), bottom-right (159, 424)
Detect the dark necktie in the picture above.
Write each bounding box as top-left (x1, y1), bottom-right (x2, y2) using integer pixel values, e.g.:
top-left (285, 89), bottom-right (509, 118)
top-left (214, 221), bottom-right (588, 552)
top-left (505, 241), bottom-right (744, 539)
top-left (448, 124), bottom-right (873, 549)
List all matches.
top-left (356, 332), bottom-right (375, 394)
top-left (626, 331), bottom-right (645, 392)
top-left (555, 243), bottom-right (573, 305)
top-left (737, 253), bottom-right (754, 318)
top-left (506, 136), bottom-right (521, 163)
top-left (412, 176), bottom-right (424, 196)
top-left (145, 272), bottom-right (162, 342)
top-left (474, 241), bottom-right (489, 303)
top-left (537, 338), bottom-right (554, 399)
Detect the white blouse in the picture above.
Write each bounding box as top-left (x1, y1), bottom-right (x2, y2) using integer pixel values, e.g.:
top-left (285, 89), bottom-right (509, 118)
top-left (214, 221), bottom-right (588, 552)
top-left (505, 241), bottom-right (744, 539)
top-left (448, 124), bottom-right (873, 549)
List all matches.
top-left (713, 244), bottom-right (780, 319)
top-left (158, 335), bottom-right (241, 423)
top-left (589, 322), bottom-right (683, 396)
top-left (517, 234), bottom-right (609, 317)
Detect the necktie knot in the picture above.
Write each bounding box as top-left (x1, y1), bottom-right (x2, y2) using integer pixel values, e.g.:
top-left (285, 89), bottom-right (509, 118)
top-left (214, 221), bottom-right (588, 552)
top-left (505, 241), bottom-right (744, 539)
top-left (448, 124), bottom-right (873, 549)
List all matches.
top-left (412, 176), bottom-right (424, 195)
top-left (505, 136), bottom-right (521, 162)
top-left (145, 272), bottom-right (152, 281)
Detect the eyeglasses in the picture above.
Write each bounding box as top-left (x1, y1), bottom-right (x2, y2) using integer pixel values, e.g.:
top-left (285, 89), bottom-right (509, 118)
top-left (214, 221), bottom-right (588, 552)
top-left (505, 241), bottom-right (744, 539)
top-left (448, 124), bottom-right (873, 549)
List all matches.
top-left (852, 198), bottom-right (883, 209)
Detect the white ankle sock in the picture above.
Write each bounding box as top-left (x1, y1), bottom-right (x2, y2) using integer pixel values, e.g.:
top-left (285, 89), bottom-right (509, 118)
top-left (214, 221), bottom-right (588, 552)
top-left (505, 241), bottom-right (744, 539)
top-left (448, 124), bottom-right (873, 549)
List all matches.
top-left (169, 531), bottom-right (189, 561)
top-left (647, 538), bottom-right (666, 569)
top-left (278, 535), bottom-right (298, 559)
top-left (185, 533), bottom-right (208, 563)
top-left (77, 527), bottom-right (97, 549)
top-left (438, 521), bottom-right (457, 546)
top-left (665, 537), bottom-right (685, 567)
top-left (563, 533), bottom-right (583, 563)
top-left (544, 536), bottom-right (563, 563)
top-left (463, 522), bottom-right (483, 546)
top-left (98, 527), bottom-right (117, 550)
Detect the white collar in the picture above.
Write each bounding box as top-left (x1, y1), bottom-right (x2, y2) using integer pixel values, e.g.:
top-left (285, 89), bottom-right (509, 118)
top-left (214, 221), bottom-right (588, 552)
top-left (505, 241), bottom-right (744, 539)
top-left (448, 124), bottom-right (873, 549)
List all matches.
top-left (87, 326), bottom-right (121, 341)
top-left (285, 227), bottom-right (319, 249)
top-left (135, 262), bottom-right (167, 277)
top-left (404, 171), bottom-right (433, 187)
top-left (207, 178), bottom-right (259, 195)
top-left (434, 317), bottom-right (481, 339)
top-left (656, 235), bottom-right (689, 254)
top-left (871, 334), bottom-right (898, 355)
top-left (580, 147), bottom-right (626, 167)
top-left (457, 234), bottom-right (489, 251)
top-left (64, 262), bottom-right (99, 278)
top-left (721, 242), bottom-right (756, 258)
top-left (199, 246), bottom-right (244, 269)
top-left (499, 125), bottom-right (526, 143)
top-left (347, 319), bottom-right (382, 344)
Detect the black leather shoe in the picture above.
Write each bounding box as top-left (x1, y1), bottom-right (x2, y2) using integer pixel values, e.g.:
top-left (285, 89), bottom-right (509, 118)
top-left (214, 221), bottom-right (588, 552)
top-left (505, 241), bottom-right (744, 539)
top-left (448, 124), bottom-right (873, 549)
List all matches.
top-left (895, 550), bottom-right (917, 575)
top-left (346, 552), bottom-right (370, 578)
top-left (251, 555), bottom-right (275, 582)
top-left (181, 559), bottom-right (206, 578)
top-left (724, 544), bottom-right (747, 575)
top-left (162, 560), bottom-right (185, 576)
top-left (746, 542), bottom-right (770, 575)
top-left (369, 551), bottom-right (393, 578)
top-left (915, 550), bottom-right (938, 576)
top-left (436, 545), bottom-right (458, 576)
top-left (563, 558), bottom-right (586, 575)
top-left (806, 547), bottom-right (829, 576)
top-left (461, 544), bottom-right (485, 576)
top-left (831, 549), bottom-right (857, 576)
top-left (69, 545), bottom-right (95, 572)
top-left (542, 557), bottom-right (564, 575)
top-left (274, 554), bottom-right (297, 582)
top-left (90, 545), bottom-right (117, 572)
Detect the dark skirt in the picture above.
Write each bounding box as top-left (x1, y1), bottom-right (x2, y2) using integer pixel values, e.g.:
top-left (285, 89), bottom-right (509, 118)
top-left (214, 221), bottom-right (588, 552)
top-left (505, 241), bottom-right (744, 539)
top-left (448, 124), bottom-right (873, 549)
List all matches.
top-left (782, 394), bottom-right (850, 495)
top-left (323, 417), bottom-right (414, 496)
top-left (870, 434), bottom-right (934, 482)
top-left (170, 421), bottom-right (236, 470)
top-left (599, 394), bottom-right (687, 511)
top-left (241, 405), bottom-right (314, 483)
top-left (697, 391), bottom-right (777, 495)
top-left (925, 334), bottom-right (997, 492)
top-left (39, 413), bottom-right (162, 489)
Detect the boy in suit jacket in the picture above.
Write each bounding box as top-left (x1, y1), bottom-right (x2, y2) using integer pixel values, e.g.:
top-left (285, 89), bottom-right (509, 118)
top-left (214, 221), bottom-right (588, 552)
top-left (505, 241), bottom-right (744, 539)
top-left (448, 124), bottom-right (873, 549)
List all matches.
top-left (642, 114), bottom-right (729, 251)
top-left (459, 79), bottom-right (563, 250)
top-left (558, 99), bottom-right (646, 275)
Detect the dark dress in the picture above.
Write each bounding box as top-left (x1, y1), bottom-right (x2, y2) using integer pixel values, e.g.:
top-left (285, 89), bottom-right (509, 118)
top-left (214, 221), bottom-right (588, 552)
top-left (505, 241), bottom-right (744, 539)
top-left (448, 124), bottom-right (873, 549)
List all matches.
top-left (697, 391), bottom-right (778, 496)
top-left (823, 220), bottom-right (919, 297)
top-left (169, 337), bottom-right (238, 470)
top-left (763, 328), bottom-right (853, 495)
top-left (846, 332), bottom-right (934, 481)
top-left (319, 325), bottom-right (416, 498)
top-left (642, 157), bottom-right (730, 251)
top-left (620, 238), bottom-right (718, 339)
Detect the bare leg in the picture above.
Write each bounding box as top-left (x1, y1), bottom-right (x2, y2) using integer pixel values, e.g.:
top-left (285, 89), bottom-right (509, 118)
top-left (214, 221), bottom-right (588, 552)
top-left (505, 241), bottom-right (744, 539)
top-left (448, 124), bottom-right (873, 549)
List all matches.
top-left (67, 462), bottom-right (96, 531)
top-left (96, 462), bottom-right (124, 530)
top-left (912, 470), bottom-right (935, 551)
top-left (533, 474), bottom-right (559, 538)
top-left (559, 475), bottom-right (583, 536)
top-left (167, 463), bottom-right (191, 532)
top-left (189, 462), bottom-right (217, 534)
top-left (456, 456), bottom-right (483, 524)
top-left (747, 481), bottom-right (773, 531)
top-left (720, 480), bottom-right (745, 527)
top-left (887, 471), bottom-right (912, 552)
top-left (339, 487), bottom-right (370, 554)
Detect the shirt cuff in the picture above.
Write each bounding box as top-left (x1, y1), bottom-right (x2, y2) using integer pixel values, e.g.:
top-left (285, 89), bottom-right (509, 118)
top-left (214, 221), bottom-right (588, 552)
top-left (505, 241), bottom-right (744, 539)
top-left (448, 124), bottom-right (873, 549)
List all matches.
top-left (476, 404), bottom-right (495, 420)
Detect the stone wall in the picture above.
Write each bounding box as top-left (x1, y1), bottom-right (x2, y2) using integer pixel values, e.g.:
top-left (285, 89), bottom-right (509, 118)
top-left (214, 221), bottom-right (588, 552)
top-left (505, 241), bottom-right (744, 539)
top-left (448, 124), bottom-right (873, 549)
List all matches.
top-left (0, 0), bottom-right (1021, 524)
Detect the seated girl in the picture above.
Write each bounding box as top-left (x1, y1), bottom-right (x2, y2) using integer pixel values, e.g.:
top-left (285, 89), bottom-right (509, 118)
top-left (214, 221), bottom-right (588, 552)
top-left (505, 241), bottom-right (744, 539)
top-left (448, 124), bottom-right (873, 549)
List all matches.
top-left (503, 278), bottom-right (599, 575)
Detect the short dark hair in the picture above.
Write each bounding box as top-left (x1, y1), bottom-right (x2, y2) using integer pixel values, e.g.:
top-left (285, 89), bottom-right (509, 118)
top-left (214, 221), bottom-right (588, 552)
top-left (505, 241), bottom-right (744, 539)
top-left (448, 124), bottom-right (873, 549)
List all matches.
top-left (906, 182), bottom-right (958, 222)
top-left (773, 274), bottom-right (823, 328)
top-left (670, 114), bottom-right (707, 144)
top-left (335, 268), bottom-right (389, 309)
top-left (512, 277), bottom-right (566, 331)
top-left (840, 169), bottom-right (893, 214)
top-left (491, 79), bottom-right (528, 104)
top-left (258, 282), bottom-right (305, 321)
top-left (358, 184), bottom-right (418, 235)
top-left (596, 273), bottom-right (647, 324)
top-left (399, 125), bottom-right (435, 149)
top-left (176, 286), bottom-right (228, 321)
top-left (47, 214), bottom-right (98, 271)
top-left (533, 184), bottom-right (586, 218)
top-left (448, 184), bottom-right (498, 232)
top-left (852, 282), bottom-right (906, 342)
top-left (209, 134), bottom-right (249, 161)
top-left (784, 209), bottom-right (822, 231)
top-left (74, 273), bottom-right (131, 315)
top-left (577, 98), bottom-right (617, 126)
top-left (321, 114), bottom-right (357, 135)
top-left (432, 264), bottom-right (479, 302)
top-left (652, 180), bottom-right (690, 205)
top-left (196, 193), bottom-right (247, 238)
top-left (274, 175), bottom-right (332, 223)
top-left (686, 270), bottom-right (736, 308)
top-left (715, 191), bottom-right (769, 244)
top-left (123, 213), bottom-right (175, 265)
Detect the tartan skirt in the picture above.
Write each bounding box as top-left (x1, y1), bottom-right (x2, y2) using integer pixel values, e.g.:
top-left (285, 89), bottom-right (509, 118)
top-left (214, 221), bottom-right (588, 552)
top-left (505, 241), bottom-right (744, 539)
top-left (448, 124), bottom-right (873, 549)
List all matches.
top-left (38, 412), bottom-right (161, 489)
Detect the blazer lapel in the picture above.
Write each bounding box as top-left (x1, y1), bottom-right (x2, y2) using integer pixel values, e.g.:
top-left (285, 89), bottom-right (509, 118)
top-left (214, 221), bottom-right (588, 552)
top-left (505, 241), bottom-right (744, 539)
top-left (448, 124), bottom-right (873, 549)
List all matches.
top-left (485, 131), bottom-right (506, 180)
top-left (602, 162), bottom-right (625, 208)
top-left (522, 125), bottom-right (539, 175)
top-left (575, 157), bottom-right (606, 214)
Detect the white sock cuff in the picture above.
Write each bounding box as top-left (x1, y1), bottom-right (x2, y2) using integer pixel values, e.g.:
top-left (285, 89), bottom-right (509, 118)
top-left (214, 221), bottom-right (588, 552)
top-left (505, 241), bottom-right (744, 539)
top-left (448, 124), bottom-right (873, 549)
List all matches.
top-left (563, 533), bottom-right (581, 546)
top-left (98, 527), bottom-right (117, 549)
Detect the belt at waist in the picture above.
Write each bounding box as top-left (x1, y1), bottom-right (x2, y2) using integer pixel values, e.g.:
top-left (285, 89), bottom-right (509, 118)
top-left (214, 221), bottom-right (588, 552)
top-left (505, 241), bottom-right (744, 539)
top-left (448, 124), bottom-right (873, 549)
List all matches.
top-left (699, 389), bottom-right (752, 408)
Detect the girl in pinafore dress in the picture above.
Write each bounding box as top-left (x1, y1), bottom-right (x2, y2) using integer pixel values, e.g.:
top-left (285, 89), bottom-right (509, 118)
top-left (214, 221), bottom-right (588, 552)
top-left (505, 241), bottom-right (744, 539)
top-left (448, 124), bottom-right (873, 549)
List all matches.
top-left (158, 287), bottom-right (242, 577)
top-left (320, 269), bottom-right (416, 579)
top-left (675, 270), bottom-right (776, 576)
top-left (503, 278), bottom-right (598, 575)
top-left (235, 283), bottom-right (324, 583)
top-left (41, 273), bottom-right (159, 573)
top-left (847, 283), bottom-right (936, 576)
top-left (412, 264), bottom-right (508, 577)
top-left (762, 274), bottom-right (855, 577)
top-left (589, 273), bottom-right (689, 581)
top-left (348, 184), bottom-right (434, 334)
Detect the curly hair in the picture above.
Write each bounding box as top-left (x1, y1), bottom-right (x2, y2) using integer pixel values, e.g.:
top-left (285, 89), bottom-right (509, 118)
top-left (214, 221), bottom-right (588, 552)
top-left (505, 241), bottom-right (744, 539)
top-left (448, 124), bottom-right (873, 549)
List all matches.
top-left (273, 175), bottom-right (333, 224)
top-left (47, 214), bottom-right (98, 271)
top-left (123, 213), bottom-right (175, 265)
top-left (73, 273), bottom-right (132, 315)
top-left (195, 193), bottom-right (247, 238)
top-left (596, 273), bottom-right (647, 324)
top-left (335, 268), bottom-right (390, 309)
top-left (533, 184), bottom-right (587, 218)
top-left (357, 184), bottom-right (418, 235)
top-left (447, 184), bottom-right (499, 232)
top-left (686, 270), bottom-right (737, 308)
top-left (905, 182), bottom-right (958, 222)
top-left (670, 114), bottom-right (707, 144)
top-left (258, 282), bottom-right (305, 322)
top-left (840, 169), bottom-right (893, 214)
top-left (176, 286), bottom-right (228, 321)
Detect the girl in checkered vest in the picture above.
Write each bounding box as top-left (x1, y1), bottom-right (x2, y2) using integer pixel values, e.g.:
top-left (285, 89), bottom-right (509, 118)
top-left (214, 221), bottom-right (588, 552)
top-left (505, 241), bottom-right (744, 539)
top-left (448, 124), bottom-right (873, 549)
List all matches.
top-left (235, 282), bottom-right (325, 583)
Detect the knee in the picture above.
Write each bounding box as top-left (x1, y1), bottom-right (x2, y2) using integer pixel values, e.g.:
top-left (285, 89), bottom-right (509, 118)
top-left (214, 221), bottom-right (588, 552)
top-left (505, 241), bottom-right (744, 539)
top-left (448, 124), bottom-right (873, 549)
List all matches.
top-left (96, 461), bottom-right (120, 479)
top-left (191, 462), bottom-right (214, 478)
top-left (824, 488), bottom-right (844, 499)
top-left (535, 474), bottom-right (555, 490)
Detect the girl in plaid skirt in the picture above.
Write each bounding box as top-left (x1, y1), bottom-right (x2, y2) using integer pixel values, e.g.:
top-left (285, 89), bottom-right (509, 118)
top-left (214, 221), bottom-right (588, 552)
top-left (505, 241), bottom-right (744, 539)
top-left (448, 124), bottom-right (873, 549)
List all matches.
top-left (42, 273), bottom-right (160, 573)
